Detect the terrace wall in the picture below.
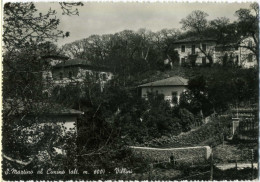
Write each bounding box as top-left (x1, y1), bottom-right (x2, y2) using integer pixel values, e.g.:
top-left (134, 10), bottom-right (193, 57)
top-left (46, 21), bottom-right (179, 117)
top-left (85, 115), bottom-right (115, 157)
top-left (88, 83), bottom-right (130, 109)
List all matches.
top-left (130, 146), bottom-right (212, 165)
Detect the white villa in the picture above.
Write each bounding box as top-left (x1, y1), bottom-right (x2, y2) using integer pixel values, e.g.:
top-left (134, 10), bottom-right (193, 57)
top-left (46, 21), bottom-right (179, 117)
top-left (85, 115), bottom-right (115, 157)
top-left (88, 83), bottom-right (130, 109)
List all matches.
top-left (172, 36), bottom-right (257, 68)
top-left (138, 76), bottom-right (188, 106)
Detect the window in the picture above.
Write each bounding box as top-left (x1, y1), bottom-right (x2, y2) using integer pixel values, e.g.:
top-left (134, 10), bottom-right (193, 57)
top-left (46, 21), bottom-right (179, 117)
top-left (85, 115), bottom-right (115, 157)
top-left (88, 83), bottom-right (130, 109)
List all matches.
top-left (46, 72), bottom-right (51, 82)
top-left (46, 76), bottom-right (50, 82)
top-left (85, 72), bottom-right (91, 82)
top-left (202, 44), bottom-right (207, 51)
top-left (172, 91), bottom-right (178, 104)
top-left (69, 71), bottom-right (72, 79)
top-left (248, 40), bottom-right (253, 48)
top-left (102, 73), bottom-right (107, 81)
top-left (192, 45), bottom-right (196, 54)
top-left (236, 55), bottom-right (239, 65)
top-left (248, 54), bottom-right (253, 62)
top-left (181, 45), bottom-right (185, 52)
top-left (59, 72), bottom-right (63, 80)
top-left (85, 72), bottom-right (90, 78)
top-left (181, 58), bottom-right (185, 64)
top-left (172, 91), bottom-right (177, 97)
top-left (202, 57), bottom-right (207, 65)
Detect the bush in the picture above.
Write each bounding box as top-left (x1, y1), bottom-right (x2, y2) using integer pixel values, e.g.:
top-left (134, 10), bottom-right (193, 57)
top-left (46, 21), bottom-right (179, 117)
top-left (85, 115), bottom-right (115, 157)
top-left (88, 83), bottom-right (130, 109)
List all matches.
top-left (178, 108), bottom-right (195, 132)
top-left (144, 116), bottom-right (232, 148)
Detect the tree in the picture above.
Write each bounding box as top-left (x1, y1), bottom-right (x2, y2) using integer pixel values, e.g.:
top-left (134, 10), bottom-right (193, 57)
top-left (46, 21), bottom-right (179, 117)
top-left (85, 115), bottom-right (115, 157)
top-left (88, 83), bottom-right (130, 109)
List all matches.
top-left (60, 28), bottom-right (181, 85)
top-left (235, 3), bottom-right (259, 64)
top-left (153, 29), bottom-right (180, 66)
top-left (178, 108), bottom-right (195, 132)
top-left (3, 2), bottom-right (83, 100)
top-left (2, 2), bottom-right (83, 176)
top-left (61, 40), bottom-right (85, 58)
top-left (180, 10), bottom-right (209, 34)
top-left (50, 79), bottom-right (150, 173)
top-left (179, 75), bottom-right (213, 117)
top-left (209, 17), bottom-right (238, 45)
top-left (180, 10), bottom-right (215, 65)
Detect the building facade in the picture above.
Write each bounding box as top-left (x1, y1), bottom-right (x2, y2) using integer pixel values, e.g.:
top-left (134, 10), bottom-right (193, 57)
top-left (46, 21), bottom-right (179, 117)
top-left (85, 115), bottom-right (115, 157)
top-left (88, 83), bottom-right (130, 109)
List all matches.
top-left (51, 58), bottom-right (113, 90)
top-left (173, 36), bottom-right (257, 68)
top-left (138, 76), bottom-right (188, 106)
top-left (238, 37), bottom-right (258, 68)
top-left (173, 37), bottom-right (217, 66)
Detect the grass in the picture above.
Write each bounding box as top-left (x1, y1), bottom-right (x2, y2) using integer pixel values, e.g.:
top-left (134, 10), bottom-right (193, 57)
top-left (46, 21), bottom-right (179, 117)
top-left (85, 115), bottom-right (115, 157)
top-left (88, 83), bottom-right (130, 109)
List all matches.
top-left (142, 116), bottom-right (231, 148)
top-left (213, 141), bottom-right (258, 163)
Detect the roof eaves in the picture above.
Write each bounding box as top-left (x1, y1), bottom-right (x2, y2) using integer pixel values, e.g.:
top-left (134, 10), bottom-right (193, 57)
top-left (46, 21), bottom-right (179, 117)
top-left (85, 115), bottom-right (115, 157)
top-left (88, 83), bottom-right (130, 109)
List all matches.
top-left (139, 84), bottom-right (186, 87)
top-left (138, 77), bottom-right (188, 87)
top-left (178, 77), bottom-right (188, 85)
top-left (174, 37), bottom-right (217, 44)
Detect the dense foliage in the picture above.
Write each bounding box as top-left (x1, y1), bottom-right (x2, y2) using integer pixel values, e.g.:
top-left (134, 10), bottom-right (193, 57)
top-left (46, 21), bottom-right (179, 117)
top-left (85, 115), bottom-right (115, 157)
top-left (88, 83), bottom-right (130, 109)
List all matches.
top-left (51, 82), bottom-right (195, 145)
top-left (2, 2), bottom-right (258, 180)
top-left (142, 116), bottom-right (232, 148)
top-left (2, 2), bottom-right (84, 179)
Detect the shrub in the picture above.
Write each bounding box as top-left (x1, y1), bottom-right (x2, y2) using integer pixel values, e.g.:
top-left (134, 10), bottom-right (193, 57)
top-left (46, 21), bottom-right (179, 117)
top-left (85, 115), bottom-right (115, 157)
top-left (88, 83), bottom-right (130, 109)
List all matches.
top-left (144, 116), bottom-right (232, 148)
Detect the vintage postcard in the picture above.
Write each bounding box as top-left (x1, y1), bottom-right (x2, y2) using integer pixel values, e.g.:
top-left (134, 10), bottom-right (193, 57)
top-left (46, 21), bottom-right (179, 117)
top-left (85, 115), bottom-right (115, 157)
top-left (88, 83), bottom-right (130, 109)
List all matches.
top-left (1, 1), bottom-right (259, 181)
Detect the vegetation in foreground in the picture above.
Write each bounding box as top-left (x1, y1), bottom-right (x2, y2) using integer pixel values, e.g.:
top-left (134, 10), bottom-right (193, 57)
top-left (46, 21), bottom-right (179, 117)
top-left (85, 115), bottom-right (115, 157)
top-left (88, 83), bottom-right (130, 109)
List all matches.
top-left (2, 2), bottom-right (258, 180)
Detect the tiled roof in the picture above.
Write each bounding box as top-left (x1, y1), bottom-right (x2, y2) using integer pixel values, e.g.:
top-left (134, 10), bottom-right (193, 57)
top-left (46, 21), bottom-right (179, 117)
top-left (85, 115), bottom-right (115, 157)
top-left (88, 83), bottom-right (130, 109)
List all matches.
top-left (3, 100), bottom-right (84, 116)
top-left (215, 43), bottom-right (238, 48)
top-left (41, 55), bottom-right (69, 60)
top-left (139, 76), bottom-right (188, 87)
top-left (174, 37), bottom-right (217, 44)
top-left (55, 108), bottom-right (84, 115)
top-left (53, 58), bottom-right (112, 72)
top-left (54, 58), bottom-right (92, 68)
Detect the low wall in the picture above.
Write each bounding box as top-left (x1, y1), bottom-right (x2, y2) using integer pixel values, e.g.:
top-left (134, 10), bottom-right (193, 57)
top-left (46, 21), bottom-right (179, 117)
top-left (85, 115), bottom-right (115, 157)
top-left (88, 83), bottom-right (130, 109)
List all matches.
top-left (130, 146), bottom-right (212, 164)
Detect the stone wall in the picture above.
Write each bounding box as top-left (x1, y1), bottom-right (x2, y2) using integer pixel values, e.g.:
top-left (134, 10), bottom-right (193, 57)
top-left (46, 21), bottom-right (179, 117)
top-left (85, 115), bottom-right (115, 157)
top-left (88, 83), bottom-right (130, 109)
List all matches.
top-left (130, 146), bottom-right (212, 165)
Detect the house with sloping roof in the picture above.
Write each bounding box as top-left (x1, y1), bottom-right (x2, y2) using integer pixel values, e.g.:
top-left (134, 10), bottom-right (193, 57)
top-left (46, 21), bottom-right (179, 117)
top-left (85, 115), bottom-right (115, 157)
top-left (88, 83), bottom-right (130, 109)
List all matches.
top-left (52, 58), bottom-right (113, 83)
top-left (3, 99), bottom-right (84, 162)
top-left (4, 99), bottom-right (84, 133)
top-left (51, 58), bottom-right (113, 88)
top-left (173, 37), bottom-right (217, 66)
top-left (41, 54), bottom-right (69, 83)
top-left (138, 76), bottom-right (188, 106)
top-left (173, 36), bottom-right (257, 68)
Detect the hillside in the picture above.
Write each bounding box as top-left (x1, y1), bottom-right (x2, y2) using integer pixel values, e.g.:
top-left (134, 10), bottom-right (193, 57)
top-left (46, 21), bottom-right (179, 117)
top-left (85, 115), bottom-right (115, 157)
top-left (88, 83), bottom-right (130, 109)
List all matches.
top-left (141, 116), bottom-right (232, 148)
top-left (129, 65), bottom-right (257, 88)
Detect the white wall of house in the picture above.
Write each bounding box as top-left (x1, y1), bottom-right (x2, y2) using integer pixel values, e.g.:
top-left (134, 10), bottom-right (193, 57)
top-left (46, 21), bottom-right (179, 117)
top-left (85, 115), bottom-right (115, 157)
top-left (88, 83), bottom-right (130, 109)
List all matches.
top-left (32, 115), bottom-right (78, 133)
top-left (54, 116), bottom-right (78, 133)
top-left (174, 42), bottom-right (216, 65)
top-left (51, 67), bottom-right (113, 91)
top-left (20, 114), bottom-right (80, 156)
top-left (141, 86), bottom-right (187, 104)
top-left (238, 37), bottom-right (257, 68)
top-left (174, 37), bottom-right (257, 68)
top-left (77, 68), bottom-right (113, 81)
top-left (57, 121), bottom-right (76, 132)
top-left (214, 49), bottom-right (239, 65)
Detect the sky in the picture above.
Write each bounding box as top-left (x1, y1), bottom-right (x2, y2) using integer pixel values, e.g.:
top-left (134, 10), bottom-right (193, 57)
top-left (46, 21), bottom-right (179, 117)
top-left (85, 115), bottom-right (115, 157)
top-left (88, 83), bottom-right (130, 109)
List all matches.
top-left (35, 2), bottom-right (252, 47)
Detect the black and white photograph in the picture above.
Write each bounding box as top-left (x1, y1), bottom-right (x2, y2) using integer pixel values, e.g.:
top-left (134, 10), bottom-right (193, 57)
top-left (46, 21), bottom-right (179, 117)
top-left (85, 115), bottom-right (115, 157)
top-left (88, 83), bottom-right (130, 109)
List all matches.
top-left (1, 1), bottom-right (259, 180)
